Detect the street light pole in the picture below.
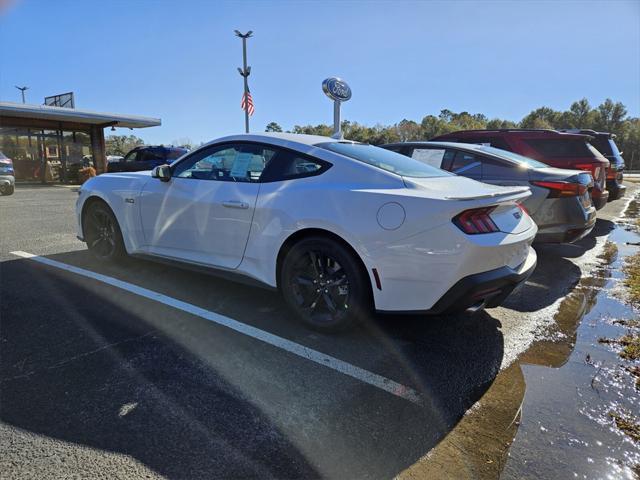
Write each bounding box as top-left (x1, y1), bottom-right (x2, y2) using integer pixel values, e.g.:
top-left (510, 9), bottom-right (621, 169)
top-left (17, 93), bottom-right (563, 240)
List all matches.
top-left (235, 30), bottom-right (253, 134)
top-left (15, 86), bottom-right (29, 104)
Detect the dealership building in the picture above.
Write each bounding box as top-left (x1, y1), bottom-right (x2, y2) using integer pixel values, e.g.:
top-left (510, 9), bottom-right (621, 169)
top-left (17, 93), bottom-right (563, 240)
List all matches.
top-left (0, 101), bottom-right (160, 183)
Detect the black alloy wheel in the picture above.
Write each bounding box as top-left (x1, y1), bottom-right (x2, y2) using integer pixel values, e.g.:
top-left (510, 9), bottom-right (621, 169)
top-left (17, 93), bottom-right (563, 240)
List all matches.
top-left (84, 202), bottom-right (125, 261)
top-left (281, 236), bottom-right (370, 332)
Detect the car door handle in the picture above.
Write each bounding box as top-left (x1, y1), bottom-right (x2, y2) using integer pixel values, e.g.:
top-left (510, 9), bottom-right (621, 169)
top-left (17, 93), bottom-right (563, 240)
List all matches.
top-left (222, 200), bottom-right (249, 209)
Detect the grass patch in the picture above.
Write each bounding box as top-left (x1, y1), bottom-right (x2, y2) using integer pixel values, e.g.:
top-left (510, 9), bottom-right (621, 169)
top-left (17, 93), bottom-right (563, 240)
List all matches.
top-left (625, 366), bottom-right (640, 390)
top-left (609, 411), bottom-right (640, 443)
top-left (613, 319), bottom-right (640, 329)
top-left (623, 251), bottom-right (640, 307)
top-left (599, 241), bottom-right (618, 264)
top-left (598, 334), bottom-right (640, 360)
top-left (620, 334), bottom-right (640, 361)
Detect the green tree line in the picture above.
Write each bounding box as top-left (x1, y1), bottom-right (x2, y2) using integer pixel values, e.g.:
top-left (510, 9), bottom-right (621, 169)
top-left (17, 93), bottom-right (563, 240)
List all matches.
top-left (268, 98), bottom-right (640, 169)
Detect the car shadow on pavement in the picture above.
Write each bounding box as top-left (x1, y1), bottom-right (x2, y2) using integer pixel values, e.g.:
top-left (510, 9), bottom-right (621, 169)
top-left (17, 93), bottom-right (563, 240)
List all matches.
top-left (0, 258), bottom-right (319, 479)
top-left (1, 253), bottom-right (507, 478)
top-left (502, 219), bottom-right (615, 313)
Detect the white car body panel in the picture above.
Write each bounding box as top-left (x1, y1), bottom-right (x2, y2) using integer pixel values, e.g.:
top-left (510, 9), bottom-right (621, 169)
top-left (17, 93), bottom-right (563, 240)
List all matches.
top-left (77, 133), bottom-right (537, 312)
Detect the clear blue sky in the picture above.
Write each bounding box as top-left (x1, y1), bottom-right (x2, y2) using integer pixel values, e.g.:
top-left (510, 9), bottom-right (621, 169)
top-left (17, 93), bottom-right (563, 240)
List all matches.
top-left (1, 0), bottom-right (638, 145)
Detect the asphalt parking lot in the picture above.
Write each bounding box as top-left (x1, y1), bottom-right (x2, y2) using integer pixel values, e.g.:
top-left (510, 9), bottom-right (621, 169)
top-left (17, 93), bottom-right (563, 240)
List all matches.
top-left (0, 184), bottom-right (635, 479)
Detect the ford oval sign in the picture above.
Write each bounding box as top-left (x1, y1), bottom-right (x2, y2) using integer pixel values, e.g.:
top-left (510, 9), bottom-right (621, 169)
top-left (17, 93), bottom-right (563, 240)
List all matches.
top-left (322, 77), bottom-right (352, 102)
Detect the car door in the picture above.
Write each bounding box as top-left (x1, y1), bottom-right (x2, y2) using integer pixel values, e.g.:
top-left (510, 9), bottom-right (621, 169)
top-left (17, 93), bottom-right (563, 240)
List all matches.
top-left (138, 142), bottom-right (275, 269)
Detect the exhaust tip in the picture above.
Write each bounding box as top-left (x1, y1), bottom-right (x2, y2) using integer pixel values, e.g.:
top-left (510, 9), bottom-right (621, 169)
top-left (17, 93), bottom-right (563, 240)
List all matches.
top-left (466, 300), bottom-right (487, 314)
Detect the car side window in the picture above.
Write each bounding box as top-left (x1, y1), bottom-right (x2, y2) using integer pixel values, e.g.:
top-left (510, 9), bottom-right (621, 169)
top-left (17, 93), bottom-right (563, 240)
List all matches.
top-left (437, 149), bottom-right (457, 170)
top-left (123, 151), bottom-right (138, 162)
top-left (477, 155), bottom-right (510, 178)
top-left (172, 144), bottom-right (276, 182)
top-left (410, 148), bottom-right (447, 168)
top-left (260, 149), bottom-right (329, 182)
top-left (139, 150), bottom-right (164, 162)
top-left (165, 149), bottom-right (186, 161)
top-left (450, 151), bottom-right (482, 176)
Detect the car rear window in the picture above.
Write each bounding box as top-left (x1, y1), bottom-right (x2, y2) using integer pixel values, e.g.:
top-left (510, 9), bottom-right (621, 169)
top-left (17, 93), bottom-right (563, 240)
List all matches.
top-left (318, 142), bottom-right (451, 178)
top-left (589, 137), bottom-right (614, 156)
top-left (0, 151), bottom-right (7, 160)
top-left (475, 145), bottom-right (548, 168)
top-left (524, 138), bottom-right (594, 157)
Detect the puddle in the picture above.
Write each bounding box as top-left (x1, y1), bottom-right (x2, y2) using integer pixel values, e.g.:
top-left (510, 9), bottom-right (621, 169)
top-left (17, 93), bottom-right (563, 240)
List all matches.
top-left (398, 192), bottom-right (640, 480)
top-left (502, 201), bottom-right (640, 479)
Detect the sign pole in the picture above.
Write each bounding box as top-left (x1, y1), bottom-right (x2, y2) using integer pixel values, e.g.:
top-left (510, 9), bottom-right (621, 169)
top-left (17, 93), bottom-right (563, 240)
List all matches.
top-left (322, 77), bottom-right (352, 140)
top-left (235, 30), bottom-right (253, 134)
top-left (333, 100), bottom-right (341, 138)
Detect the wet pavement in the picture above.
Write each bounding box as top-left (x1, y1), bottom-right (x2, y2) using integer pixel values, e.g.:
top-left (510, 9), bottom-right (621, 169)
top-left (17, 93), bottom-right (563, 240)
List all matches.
top-left (501, 198), bottom-right (640, 480)
top-left (400, 189), bottom-right (640, 479)
top-left (1, 184), bottom-right (639, 479)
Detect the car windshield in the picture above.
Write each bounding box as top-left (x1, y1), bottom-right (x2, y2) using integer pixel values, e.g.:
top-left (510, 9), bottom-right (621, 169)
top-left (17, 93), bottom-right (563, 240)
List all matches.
top-left (475, 145), bottom-right (548, 168)
top-left (318, 142), bottom-right (451, 178)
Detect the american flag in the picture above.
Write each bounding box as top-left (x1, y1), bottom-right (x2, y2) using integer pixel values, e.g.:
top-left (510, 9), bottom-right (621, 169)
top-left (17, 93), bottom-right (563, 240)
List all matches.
top-left (241, 89), bottom-right (255, 116)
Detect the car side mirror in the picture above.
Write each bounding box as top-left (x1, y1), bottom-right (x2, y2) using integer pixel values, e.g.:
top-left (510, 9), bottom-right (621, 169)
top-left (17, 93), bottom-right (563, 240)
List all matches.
top-left (151, 164), bottom-right (172, 182)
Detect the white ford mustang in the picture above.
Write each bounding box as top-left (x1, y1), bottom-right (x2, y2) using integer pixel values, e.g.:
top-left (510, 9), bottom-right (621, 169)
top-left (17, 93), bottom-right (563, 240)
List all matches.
top-left (76, 133), bottom-right (537, 331)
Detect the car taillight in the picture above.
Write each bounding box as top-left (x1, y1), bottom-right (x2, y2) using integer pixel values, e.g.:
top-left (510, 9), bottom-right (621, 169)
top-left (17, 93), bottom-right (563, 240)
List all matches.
top-left (453, 206), bottom-right (499, 234)
top-left (518, 203), bottom-right (529, 215)
top-left (531, 181), bottom-right (588, 198)
top-left (574, 163), bottom-right (604, 187)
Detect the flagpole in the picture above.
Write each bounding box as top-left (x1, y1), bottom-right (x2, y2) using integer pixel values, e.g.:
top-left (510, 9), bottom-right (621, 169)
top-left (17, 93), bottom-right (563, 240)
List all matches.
top-left (235, 30), bottom-right (253, 134)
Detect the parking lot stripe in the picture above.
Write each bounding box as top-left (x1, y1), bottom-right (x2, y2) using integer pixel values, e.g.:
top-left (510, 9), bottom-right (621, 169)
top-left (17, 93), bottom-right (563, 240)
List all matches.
top-left (11, 250), bottom-right (423, 405)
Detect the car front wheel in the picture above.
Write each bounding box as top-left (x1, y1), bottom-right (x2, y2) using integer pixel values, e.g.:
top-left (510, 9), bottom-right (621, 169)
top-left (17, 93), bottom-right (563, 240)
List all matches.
top-left (280, 236), bottom-right (371, 332)
top-left (83, 201), bottom-right (126, 261)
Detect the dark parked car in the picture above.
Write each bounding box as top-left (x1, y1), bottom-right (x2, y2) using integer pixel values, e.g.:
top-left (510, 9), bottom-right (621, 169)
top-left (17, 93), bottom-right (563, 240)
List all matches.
top-left (381, 141), bottom-right (596, 244)
top-left (0, 151), bottom-right (15, 195)
top-left (430, 129), bottom-right (610, 210)
top-left (107, 146), bottom-right (187, 173)
top-left (561, 129), bottom-right (626, 200)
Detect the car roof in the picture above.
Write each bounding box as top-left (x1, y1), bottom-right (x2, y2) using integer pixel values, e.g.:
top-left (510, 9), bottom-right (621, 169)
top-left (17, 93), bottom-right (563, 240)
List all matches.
top-left (434, 129), bottom-right (591, 140)
top-left (199, 132), bottom-right (357, 150)
top-left (134, 145), bottom-right (187, 151)
top-left (384, 140), bottom-right (489, 151)
top-left (383, 140), bottom-right (528, 163)
top-left (559, 129), bottom-right (615, 139)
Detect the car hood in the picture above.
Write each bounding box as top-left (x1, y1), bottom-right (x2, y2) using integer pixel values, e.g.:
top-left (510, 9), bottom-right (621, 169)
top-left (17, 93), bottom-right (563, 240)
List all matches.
top-left (102, 170), bottom-right (152, 179)
top-left (403, 175), bottom-right (531, 202)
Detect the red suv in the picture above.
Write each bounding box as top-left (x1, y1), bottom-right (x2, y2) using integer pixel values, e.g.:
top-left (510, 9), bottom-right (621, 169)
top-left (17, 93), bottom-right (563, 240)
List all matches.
top-left (431, 129), bottom-right (610, 209)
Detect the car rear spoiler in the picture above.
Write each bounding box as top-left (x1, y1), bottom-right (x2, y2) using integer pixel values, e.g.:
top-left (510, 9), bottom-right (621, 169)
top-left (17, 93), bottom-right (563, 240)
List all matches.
top-left (444, 186), bottom-right (531, 203)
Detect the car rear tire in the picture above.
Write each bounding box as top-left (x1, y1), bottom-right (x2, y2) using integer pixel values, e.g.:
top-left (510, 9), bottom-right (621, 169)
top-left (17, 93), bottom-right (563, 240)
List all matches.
top-left (83, 201), bottom-right (126, 261)
top-left (0, 184), bottom-right (13, 195)
top-left (280, 236), bottom-right (371, 332)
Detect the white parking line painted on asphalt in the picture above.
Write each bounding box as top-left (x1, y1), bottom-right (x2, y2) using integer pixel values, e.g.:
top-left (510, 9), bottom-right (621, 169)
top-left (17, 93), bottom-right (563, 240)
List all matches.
top-left (11, 250), bottom-right (423, 405)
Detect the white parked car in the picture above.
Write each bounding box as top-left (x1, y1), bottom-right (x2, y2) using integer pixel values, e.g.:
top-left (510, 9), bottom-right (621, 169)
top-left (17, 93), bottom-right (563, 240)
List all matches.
top-left (76, 133), bottom-right (537, 331)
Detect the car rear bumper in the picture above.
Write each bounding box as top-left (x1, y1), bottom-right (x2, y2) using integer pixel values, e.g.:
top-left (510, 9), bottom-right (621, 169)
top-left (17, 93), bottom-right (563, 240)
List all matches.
top-left (606, 177), bottom-right (626, 201)
top-left (376, 246), bottom-right (537, 315)
top-left (532, 196), bottom-right (597, 244)
top-left (0, 174), bottom-right (15, 186)
top-left (592, 189), bottom-right (609, 210)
